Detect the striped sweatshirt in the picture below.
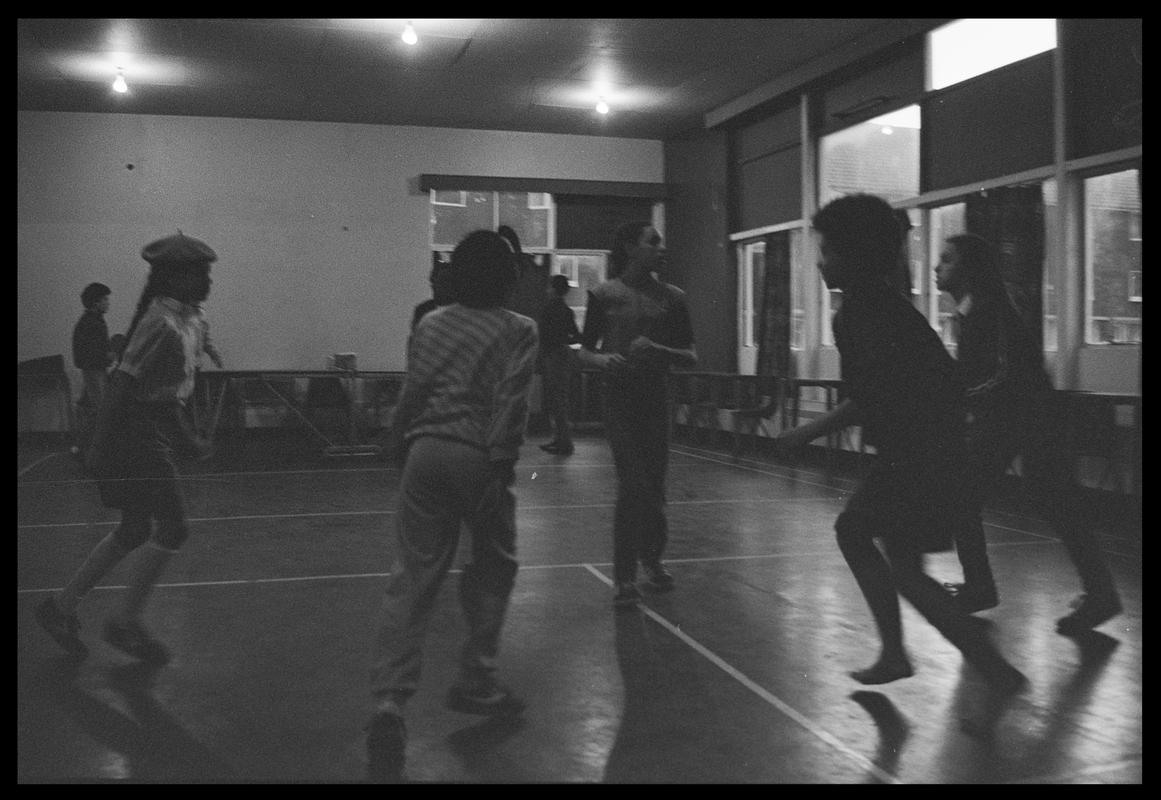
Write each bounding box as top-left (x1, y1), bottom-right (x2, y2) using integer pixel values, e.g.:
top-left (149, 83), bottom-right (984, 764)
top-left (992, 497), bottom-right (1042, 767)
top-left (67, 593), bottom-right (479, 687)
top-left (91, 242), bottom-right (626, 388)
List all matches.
top-left (389, 303), bottom-right (539, 462)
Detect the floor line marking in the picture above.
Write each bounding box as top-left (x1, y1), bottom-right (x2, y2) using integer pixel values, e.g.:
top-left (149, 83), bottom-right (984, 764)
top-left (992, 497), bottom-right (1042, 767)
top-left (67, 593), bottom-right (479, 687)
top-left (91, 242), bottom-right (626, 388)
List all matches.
top-left (580, 563), bottom-right (901, 784)
top-left (16, 541), bottom-right (1071, 595)
top-left (1002, 757), bottom-right (1141, 784)
top-left (668, 445), bottom-right (857, 493)
top-left (18, 453), bottom-right (57, 479)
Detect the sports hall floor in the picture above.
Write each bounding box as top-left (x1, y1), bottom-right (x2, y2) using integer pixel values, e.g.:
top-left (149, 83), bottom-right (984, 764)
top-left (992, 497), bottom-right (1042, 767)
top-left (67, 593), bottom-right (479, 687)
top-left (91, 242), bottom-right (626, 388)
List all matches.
top-left (18, 429), bottom-right (1142, 784)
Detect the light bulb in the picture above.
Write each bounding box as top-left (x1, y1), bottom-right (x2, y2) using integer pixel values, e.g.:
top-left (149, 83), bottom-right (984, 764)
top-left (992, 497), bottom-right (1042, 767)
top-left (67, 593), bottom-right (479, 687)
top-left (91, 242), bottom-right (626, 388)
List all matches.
top-left (112, 71), bottom-right (128, 93)
top-left (402, 22), bottom-right (418, 45)
top-left (595, 98), bottom-right (609, 115)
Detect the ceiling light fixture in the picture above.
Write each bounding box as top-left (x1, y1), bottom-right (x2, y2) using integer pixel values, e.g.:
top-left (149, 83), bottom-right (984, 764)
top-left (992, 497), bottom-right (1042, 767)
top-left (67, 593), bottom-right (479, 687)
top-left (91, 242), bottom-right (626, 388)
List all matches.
top-left (402, 21), bottom-right (418, 46)
top-left (595, 97), bottom-right (609, 115)
top-left (112, 69), bottom-right (128, 93)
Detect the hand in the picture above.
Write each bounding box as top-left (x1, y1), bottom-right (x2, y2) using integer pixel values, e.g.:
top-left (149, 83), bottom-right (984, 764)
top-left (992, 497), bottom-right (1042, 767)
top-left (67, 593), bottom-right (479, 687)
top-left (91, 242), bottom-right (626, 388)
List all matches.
top-left (601, 352), bottom-right (629, 375)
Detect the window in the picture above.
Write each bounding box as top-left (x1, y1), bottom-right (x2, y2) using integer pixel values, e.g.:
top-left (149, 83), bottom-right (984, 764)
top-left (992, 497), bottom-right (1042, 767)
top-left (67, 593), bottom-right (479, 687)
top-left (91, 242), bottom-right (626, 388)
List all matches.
top-left (927, 203), bottom-right (967, 347)
top-left (739, 241), bottom-right (766, 349)
top-left (818, 106), bottom-right (921, 345)
top-left (927, 19), bottom-right (1056, 91)
top-left (552, 251), bottom-right (607, 333)
top-left (430, 190), bottom-right (555, 250)
top-left (1085, 169), bottom-right (1142, 345)
top-left (819, 106), bottom-right (921, 205)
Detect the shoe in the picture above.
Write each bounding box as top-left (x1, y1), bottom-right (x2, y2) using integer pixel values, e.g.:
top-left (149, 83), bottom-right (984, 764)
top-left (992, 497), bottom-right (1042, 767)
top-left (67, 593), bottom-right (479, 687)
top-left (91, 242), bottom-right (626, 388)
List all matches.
top-left (944, 582), bottom-right (999, 614)
top-left (540, 442), bottom-right (574, 455)
top-left (446, 681), bottom-right (526, 717)
top-left (35, 597), bottom-right (89, 657)
top-left (640, 562), bottom-right (675, 593)
top-left (103, 618), bottom-right (171, 665)
top-left (613, 582), bottom-right (642, 609)
top-left (366, 711), bottom-right (407, 783)
top-left (1056, 593), bottom-right (1123, 635)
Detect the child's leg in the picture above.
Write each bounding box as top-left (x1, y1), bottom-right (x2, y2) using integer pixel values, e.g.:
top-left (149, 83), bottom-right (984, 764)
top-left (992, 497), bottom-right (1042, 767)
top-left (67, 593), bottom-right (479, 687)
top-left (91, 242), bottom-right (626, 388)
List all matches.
top-left (370, 438), bottom-right (464, 711)
top-left (887, 541), bottom-right (1024, 690)
top-left (834, 510), bottom-right (913, 684)
top-left (56, 508), bottom-right (150, 614)
top-left (458, 475), bottom-right (519, 692)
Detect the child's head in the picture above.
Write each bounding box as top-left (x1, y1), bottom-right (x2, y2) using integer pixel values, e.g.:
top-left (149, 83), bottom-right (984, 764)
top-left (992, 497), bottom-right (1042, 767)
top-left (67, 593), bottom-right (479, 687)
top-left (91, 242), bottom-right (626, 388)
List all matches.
top-left (140, 233), bottom-right (218, 305)
top-left (812, 194), bottom-right (901, 289)
top-left (450, 230), bottom-right (518, 309)
top-left (549, 274), bottom-right (571, 297)
top-left (81, 282), bottom-right (111, 311)
top-left (937, 233), bottom-right (1003, 299)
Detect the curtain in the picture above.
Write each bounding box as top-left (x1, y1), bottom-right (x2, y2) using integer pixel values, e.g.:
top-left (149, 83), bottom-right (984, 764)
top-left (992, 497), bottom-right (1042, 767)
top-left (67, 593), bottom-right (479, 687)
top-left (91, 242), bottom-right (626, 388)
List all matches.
top-left (755, 231), bottom-right (792, 378)
top-left (965, 185), bottom-right (1045, 352)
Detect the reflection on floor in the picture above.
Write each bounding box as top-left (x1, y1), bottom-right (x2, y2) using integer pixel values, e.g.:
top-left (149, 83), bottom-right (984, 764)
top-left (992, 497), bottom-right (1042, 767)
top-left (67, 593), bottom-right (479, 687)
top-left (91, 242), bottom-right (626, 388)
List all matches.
top-left (18, 432), bottom-right (1141, 783)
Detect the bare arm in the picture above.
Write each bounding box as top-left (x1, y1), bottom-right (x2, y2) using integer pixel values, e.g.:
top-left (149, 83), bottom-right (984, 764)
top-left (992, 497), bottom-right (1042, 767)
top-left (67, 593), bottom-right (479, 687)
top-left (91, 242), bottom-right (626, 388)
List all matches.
top-left (774, 398), bottom-right (861, 455)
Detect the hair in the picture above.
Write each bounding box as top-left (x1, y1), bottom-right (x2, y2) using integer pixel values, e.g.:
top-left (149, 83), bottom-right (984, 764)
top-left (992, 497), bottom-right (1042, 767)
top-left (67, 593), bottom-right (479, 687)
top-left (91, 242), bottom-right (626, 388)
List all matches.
top-left (123, 262), bottom-right (211, 345)
top-left (811, 194), bottom-right (902, 277)
top-left (449, 229), bottom-right (519, 308)
top-left (81, 282), bottom-right (111, 309)
top-left (609, 220), bottom-right (653, 278)
top-left (550, 274), bottom-right (571, 296)
top-left (946, 233), bottom-right (1005, 298)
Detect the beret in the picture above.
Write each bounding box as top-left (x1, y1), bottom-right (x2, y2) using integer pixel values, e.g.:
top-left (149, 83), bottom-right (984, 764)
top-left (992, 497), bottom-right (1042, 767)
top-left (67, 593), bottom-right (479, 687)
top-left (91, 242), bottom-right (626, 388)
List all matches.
top-left (141, 232), bottom-right (217, 266)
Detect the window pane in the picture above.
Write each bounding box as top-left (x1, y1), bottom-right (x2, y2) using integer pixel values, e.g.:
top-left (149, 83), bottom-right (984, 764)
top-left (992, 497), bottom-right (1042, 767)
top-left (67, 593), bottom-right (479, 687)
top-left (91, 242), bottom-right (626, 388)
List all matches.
top-left (432, 191), bottom-right (494, 248)
top-left (790, 230), bottom-right (806, 351)
top-left (928, 203), bottom-right (966, 347)
top-left (819, 106), bottom-right (920, 205)
top-left (553, 252), bottom-right (607, 333)
top-left (498, 191), bottom-right (551, 249)
top-left (1085, 169), bottom-right (1142, 344)
top-left (1042, 179), bottom-right (1059, 351)
top-left (928, 19), bottom-right (1056, 91)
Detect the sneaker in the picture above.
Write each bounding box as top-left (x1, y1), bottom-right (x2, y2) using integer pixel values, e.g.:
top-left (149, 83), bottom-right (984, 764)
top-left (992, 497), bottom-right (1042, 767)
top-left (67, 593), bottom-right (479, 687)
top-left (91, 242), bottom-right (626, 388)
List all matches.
top-left (35, 596), bottom-right (89, 657)
top-left (944, 582), bottom-right (999, 614)
top-left (446, 681), bottom-right (526, 717)
top-left (366, 711), bottom-right (407, 783)
top-left (641, 562), bottom-right (675, 593)
top-left (103, 619), bottom-right (171, 665)
top-left (613, 582), bottom-right (642, 609)
top-left (1056, 593), bottom-right (1123, 635)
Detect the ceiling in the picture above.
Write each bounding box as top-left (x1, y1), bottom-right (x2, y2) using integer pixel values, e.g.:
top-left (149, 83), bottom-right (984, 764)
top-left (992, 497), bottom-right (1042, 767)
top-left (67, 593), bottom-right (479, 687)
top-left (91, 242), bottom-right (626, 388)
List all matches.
top-left (18, 18), bottom-right (945, 140)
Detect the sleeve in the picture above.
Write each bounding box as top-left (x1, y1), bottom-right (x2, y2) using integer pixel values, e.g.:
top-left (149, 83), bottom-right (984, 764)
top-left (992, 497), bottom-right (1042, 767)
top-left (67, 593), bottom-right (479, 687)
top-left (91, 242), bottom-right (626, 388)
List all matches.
top-left (387, 328), bottom-right (433, 445)
top-left (117, 316), bottom-right (181, 380)
top-left (580, 290), bottom-right (606, 351)
top-left (486, 321), bottom-right (539, 462)
top-left (566, 305), bottom-right (581, 344)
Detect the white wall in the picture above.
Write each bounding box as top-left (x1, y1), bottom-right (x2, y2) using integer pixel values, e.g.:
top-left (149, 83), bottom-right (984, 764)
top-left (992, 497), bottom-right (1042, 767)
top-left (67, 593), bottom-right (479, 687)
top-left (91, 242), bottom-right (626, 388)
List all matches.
top-left (18, 111), bottom-right (663, 383)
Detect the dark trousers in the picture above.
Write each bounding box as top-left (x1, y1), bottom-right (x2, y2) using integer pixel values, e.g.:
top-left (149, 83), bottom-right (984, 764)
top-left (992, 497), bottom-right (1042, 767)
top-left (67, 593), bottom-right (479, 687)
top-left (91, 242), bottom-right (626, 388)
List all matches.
top-left (603, 380), bottom-right (670, 584)
top-left (541, 347), bottom-right (574, 446)
top-left (955, 394), bottom-right (1117, 597)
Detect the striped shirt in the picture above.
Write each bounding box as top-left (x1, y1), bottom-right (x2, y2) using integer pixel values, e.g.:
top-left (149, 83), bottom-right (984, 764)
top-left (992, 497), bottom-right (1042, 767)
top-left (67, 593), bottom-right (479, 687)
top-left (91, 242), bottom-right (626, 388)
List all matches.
top-left (390, 303), bottom-right (538, 462)
top-left (117, 296), bottom-right (206, 403)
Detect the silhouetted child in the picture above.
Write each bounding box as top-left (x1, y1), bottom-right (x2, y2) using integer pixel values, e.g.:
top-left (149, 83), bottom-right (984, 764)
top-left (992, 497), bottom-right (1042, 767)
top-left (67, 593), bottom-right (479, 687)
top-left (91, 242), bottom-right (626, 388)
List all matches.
top-left (775, 195), bottom-right (1025, 693)
top-left (935, 232), bottom-right (1122, 632)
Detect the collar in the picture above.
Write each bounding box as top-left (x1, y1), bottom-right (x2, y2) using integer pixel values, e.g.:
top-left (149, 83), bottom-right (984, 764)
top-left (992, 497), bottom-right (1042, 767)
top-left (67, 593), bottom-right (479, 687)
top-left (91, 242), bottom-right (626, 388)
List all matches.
top-left (156, 296), bottom-right (201, 318)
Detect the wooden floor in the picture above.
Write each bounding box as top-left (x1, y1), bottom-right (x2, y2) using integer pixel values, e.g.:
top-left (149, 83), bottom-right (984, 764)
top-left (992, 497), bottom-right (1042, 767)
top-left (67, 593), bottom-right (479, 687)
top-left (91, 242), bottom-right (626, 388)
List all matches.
top-left (17, 430), bottom-right (1142, 784)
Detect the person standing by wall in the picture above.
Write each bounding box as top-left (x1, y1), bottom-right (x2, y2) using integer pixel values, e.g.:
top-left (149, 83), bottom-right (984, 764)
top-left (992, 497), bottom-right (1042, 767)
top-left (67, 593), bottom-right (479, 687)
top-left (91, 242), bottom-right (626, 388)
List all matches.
top-left (578, 221), bottom-right (698, 609)
top-left (775, 195), bottom-right (1025, 693)
top-left (367, 229), bottom-right (538, 783)
top-left (37, 233), bottom-right (218, 665)
top-left (71, 282), bottom-right (112, 456)
top-left (934, 233), bottom-right (1122, 633)
top-left (538, 274), bottom-right (580, 455)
